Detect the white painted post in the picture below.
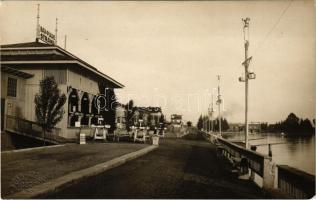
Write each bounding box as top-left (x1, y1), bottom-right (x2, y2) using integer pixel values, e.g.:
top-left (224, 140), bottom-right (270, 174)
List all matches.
top-left (262, 157), bottom-right (276, 189)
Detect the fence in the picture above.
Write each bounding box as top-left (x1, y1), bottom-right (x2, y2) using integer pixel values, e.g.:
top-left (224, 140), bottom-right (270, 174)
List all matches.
top-left (5, 115), bottom-right (64, 144)
top-left (208, 133), bottom-right (275, 189)
top-left (207, 132), bottom-right (315, 198)
top-left (277, 165), bottom-right (315, 199)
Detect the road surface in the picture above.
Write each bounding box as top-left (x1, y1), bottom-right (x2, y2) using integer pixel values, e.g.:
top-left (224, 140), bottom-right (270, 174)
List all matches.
top-left (41, 138), bottom-right (268, 199)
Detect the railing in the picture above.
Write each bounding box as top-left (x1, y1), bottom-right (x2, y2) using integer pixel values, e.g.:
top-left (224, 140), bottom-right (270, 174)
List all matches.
top-left (216, 136), bottom-right (268, 176)
top-left (5, 115), bottom-right (65, 144)
top-left (207, 133), bottom-right (275, 189)
top-left (207, 132), bottom-right (315, 198)
top-left (277, 165), bottom-right (315, 199)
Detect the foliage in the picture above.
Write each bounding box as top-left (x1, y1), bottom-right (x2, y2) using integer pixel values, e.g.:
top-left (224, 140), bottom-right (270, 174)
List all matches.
top-left (196, 114), bottom-right (230, 131)
top-left (125, 100), bottom-right (136, 131)
top-left (99, 88), bottom-right (117, 133)
top-left (197, 115), bottom-right (203, 130)
top-left (159, 114), bottom-right (165, 123)
top-left (212, 118), bottom-right (229, 131)
top-left (186, 121), bottom-right (192, 127)
top-left (34, 76), bottom-right (66, 144)
top-left (267, 113), bottom-right (315, 135)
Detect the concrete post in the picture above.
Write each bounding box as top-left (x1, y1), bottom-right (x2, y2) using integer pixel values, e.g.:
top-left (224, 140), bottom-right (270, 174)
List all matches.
top-left (249, 145), bottom-right (257, 181)
top-left (262, 157), bottom-right (276, 189)
top-left (88, 100), bottom-right (92, 127)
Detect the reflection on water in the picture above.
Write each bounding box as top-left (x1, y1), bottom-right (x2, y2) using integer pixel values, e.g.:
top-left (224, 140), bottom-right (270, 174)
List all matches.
top-left (222, 132), bottom-right (315, 175)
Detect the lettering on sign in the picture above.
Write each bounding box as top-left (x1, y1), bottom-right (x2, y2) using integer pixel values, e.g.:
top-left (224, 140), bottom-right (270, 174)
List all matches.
top-left (39, 25), bottom-right (56, 45)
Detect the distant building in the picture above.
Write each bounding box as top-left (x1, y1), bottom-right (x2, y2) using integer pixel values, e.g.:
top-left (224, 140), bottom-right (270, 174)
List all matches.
top-left (171, 114), bottom-right (182, 127)
top-left (248, 122), bottom-right (262, 133)
top-left (1, 41), bottom-right (124, 139)
top-left (115, 103), bottom-right (126, 129)
top-left (228, 123), bottom-right (244, 132)
top-left (132, 107), bottom-right (163, 127)
top-left (229, 122), bottom-right (262, 133)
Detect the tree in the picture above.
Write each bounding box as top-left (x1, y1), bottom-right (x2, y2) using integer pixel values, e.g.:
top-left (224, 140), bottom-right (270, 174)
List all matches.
top-left (300, 118), bottom-right (314, 133)
top-left (187, 121), bottom-right (192, 127)
top-left (260, 123), bottom-right (268, 132)
top-left (197, 115), bottom-right (203, 130)
top-left (267, 113), bottom-right (315, 135)
top-left (34, 76), bottom-right (66, 145)
top-left (222, 118), bottom-right (230, 131)
top-left (159, 114), bottom-right (165, 123)
top-left (125, 100), bottom-right (136, 131)
top-left (283, 113), bottom-right (300, 133)
top-left (101, 88), bottom-right (117, 133)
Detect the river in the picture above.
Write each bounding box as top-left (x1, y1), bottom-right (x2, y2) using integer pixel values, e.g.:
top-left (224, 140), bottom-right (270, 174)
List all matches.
top-left (222, 132), bottom-right (315, 175)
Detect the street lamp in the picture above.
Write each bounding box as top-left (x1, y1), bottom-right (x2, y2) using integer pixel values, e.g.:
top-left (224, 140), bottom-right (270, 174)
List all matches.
top-left (239, 17), bottom-right (256, 149)
top-left (216, 75), bottom-right (222, 136)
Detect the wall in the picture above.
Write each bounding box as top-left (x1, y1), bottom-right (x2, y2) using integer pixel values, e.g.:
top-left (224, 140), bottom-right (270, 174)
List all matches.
top-left (67, 68), bottom-right (99, 95)
top-left (17, 68), bottom-right (68, 138)
top-left (3, 66), bottom-right (108, 139)
top-left (1, 72), bottom-right (26, 121)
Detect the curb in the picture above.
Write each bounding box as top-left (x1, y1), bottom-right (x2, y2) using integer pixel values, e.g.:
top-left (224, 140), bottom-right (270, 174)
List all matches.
top-left (1, 144), bottom-right (66, 154)
top-left (6, 145), bottom-right (158, 199)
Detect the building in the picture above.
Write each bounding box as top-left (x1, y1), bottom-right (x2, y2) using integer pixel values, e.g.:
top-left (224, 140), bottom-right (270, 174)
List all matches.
top-left (228, 123), bottom-right (244, 132)
top-left (228, 122), bottom-right (262, 133)
top-left (115, 103), bottom-right (127, 129)
top-left (1, 41), bottom-right (124, 139)
top-left (171, 114), bottom-right (182, 127)
top-left (248, 122), bottom-right (262, 133)
top-left (132, 107), bottom-right (163, 127)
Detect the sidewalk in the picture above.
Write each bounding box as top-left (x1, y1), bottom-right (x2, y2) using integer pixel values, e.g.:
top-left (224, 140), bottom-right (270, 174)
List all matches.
top-left (1, 142), bottom-right (150, 197)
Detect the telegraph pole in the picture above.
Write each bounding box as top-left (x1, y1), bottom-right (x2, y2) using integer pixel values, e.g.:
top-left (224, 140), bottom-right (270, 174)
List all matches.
top-left (36, 4), bottom-right (40, 42)
top-left (239, 18), bottom-right (256, 149)
top-left (64, 35), bottom-right (67, 49)
top-left (55, 18), bottom-right (58, 45)
top-left (208, 93), bottom-right (214, 133)
top-left (217, 75), bottom-right (222, 135)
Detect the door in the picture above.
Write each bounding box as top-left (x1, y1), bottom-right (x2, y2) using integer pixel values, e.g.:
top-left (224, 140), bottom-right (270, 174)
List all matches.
top-left (1, 98), bottom-right (5, 131)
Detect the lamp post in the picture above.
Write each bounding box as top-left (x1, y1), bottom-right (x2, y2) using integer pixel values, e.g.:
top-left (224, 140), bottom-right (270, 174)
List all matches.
top-left (216, 75), bottom-right (222, 136)
top-left (239, 18), bottom-right (256, 149)
top-left (208, 93), bottom-right (214, 133)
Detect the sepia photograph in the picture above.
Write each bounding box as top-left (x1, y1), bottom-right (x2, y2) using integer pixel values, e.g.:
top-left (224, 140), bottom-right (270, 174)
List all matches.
top-left (0, 0), bottom-right (315, 199)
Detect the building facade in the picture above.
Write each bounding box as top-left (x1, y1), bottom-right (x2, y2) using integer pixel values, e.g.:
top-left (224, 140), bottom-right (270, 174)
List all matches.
top-left (131, 107), bottom-right (163, 127)
top-left (1, 41), bottom-right (124, 139)
top-left (171, 114), bottom-right (182, 127)
top-left (115, 103), bottom-right (127, 129)
top-left (228, 122), bottom-right (262, 133)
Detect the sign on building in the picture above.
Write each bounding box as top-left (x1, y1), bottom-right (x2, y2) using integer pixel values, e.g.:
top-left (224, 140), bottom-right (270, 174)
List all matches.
top-left (38, 25), bottom-right (56, 45)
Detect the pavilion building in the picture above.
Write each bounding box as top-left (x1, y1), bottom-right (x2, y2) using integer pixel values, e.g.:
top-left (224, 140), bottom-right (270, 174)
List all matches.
top-left (1, 41), bottom-right (124, 140)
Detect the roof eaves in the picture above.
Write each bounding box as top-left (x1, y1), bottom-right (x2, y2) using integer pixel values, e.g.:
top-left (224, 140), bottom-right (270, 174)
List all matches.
top-left (1, 45), bottom-right (124, 88)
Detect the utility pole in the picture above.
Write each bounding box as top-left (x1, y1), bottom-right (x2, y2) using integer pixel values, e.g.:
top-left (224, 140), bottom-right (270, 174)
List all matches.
top-left (36, 4), bottom-right (40, 42)
top-left (239, 18), bottom-right (256, 149)
top-left (64, 35), bottom-right (67, 49)
top-left (55, 18), bottom-right (58, 45)
top-left (208, 93), bottom-right (214, 133)
top-left (216, 75), bottom-right (222, 135)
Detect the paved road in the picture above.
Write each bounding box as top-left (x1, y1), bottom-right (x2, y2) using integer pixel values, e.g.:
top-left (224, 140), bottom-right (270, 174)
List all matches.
top-left (42, 138), bottom-right (268, 199)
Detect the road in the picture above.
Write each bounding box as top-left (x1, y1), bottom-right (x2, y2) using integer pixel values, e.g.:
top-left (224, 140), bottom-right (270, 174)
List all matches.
top-left (41, 137), bottom-right (268, 199)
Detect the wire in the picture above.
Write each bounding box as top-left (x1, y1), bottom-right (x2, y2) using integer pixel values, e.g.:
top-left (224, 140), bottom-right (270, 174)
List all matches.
top-left (253, 0), bottom-right (293, 56)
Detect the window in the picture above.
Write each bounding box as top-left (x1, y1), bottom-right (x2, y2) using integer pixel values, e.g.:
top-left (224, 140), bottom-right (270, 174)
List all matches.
top-left (7, 77), bottom-right (17, 97)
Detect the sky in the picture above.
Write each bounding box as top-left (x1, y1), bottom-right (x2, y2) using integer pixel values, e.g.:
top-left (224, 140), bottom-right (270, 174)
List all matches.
top-left (1, 1), bottom-right (315, 124)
